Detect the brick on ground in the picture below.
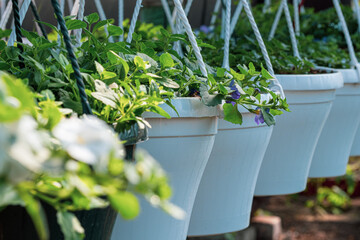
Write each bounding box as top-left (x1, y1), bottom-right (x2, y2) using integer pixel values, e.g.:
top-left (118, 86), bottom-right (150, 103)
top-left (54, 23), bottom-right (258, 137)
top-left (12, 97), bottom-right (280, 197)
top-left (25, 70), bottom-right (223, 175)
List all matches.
top-left (251, 215), bottom-right (282, 240)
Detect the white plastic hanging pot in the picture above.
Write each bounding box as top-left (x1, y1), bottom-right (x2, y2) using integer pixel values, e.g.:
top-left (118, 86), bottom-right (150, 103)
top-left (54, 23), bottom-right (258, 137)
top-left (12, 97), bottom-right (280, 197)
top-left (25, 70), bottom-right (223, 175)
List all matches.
top-left (111, 98), bottom-right (218, 240)
top-left (187, 105), bottom-right (273, 236)
top-left (255, 71), bottom-right (343, 196)
top-left (309, 68), bottom-right (360, 177)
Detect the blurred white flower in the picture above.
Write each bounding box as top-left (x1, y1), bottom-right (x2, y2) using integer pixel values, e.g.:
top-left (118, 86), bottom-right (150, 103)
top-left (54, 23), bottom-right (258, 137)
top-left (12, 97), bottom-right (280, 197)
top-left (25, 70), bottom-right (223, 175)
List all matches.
top-left (53, 116), bottom-right (123, 172)
top-left (0, 116), bottom-right (51, 183)
top-left (9, 116), bottom-right (51, 172)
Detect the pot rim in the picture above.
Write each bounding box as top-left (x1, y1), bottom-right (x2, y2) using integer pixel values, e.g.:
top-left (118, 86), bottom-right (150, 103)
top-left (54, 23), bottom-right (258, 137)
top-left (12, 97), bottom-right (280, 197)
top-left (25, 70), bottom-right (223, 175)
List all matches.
top-left (275, 70), bottom-right (344, 91)
top-left (143, 97), bottom-right (219, 118)
top-left (317, 67), bottom-right (360, 84)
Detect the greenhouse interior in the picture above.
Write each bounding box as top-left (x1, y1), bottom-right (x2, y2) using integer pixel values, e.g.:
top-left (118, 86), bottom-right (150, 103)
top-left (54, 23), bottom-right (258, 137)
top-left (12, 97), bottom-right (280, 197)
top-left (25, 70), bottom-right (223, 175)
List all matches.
top-left (0, 0), bottom-right (359, 239)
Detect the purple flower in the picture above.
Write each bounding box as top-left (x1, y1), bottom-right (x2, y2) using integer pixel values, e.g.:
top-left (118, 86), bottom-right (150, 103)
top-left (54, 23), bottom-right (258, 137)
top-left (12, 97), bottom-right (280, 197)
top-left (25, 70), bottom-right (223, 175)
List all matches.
top-left (199, 25), bottom-right (211, 34)
top-left (254, 107), bottom-right (270, 125)
top-left (226, 80), bottom-right (241, 106)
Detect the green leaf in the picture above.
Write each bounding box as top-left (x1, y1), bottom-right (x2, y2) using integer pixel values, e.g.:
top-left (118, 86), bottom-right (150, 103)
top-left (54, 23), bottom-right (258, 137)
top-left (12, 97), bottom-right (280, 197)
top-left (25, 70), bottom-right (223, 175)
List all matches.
top-left (159, 53), bottom-right (174, 68)
top-left (19, 190), bottom-right (48, 240)
top-left (156, 77), bottom-right (180, 89)
top-left (218, 84), bottom-right (228, 95)
top-left (66, 19), bottom-right (87, 31)
top-left (102, 71), bottom-right (117, 80)
top-left (108, 25), bottom-right (123, 36)
top-left (92, 20), bottom-right (110, 33)
top-left (223, 103), bottom-right (243, 125)
top-left (149, 105), bottom-right (171, 119)
top-left (95, 61), bottom-right (105, 75)
top-left (134, 56), bottom-right (146, 70)
top-left (261, 107), bottom-right (276, 126)
top-left (109, 192), bottom-right (140, 220)
top-left (217, 68), bottom-right (226, 78)
top-left (36, 21), bottom-right (60, 35)
top-left (160, 28), bottom-right (170, 38)
top-left (200, 84), bottom-right (223, 107)
top-left (84, 13), bottom-right (100, 25)
top-left (5, 47), bottom-right (20, 60)
top-left (107, 51), bottom-right (129, 79)
top-left (57, 211), bottom-right (85, 240)
top-left (38, 100), bottom-right (63, 130)
top-left (248, 62), bottom-right (257, 75)
top-left (269, 109), bottom-right (283, 116)
top-left (230, 69), bottom-right (245, 81)
top-left (261, 67), bottom-right (274, 80)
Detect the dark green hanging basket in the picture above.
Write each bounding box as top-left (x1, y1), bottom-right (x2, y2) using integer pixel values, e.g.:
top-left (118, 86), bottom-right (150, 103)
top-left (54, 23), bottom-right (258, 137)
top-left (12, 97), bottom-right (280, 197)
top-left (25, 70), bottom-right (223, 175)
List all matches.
top-left (0, 203), bottom-right (117, 240)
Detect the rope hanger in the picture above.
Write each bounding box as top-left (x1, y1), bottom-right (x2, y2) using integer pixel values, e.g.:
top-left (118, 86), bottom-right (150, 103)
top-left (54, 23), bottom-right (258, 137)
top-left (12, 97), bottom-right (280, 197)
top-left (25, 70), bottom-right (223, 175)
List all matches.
top-left (221, 0), bottom-right (285, 97)
top-left (268, 0), bottom-right (360, 77)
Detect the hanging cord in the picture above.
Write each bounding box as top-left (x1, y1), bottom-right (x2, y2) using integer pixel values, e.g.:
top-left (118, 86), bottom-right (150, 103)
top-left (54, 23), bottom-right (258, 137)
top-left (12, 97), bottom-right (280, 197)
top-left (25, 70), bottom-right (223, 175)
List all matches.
top-left (51, 0), bottom-right (92, 115)
top-left (160, 0), bottom-right (174, 30)
top-left (293, 0), bottom-right (300, 36)
top-left (230, 0), bottom-right (243, 37)
top-left (30, 0), bottom-right (47, 39)
top-left (0, 1), bottom-right (12, 29)
top-left (70, 0), bottom-right (80, 17)
top-left (11, 0), bottom-right (22, 45)
top-left (241, 0), bottom-right (285, 97)
top-left (171, 0), bottom-right (194, 35)
top-left (67, 0), bottom-right (73, 11)
top-left (93, 0), bottom-right (113, 43)
top-left (118, 0), bottom-right (124, 41)
top-left (222, 0), bottom-right (231, 70)
top-left (263, 0), bottom-right (271, 13)
top-left (171, 0), bottom-right (194, 26)
top-left (173, 0), bottom-right (208, 77)
top-left (8, 0), bottom-right (30, 46)
top-left (184, 0), bottom-right (193, 16)
top-left (282, 0), bottom-right (301, 58)
top-left (332, 0), bottom-right (360, 76)
top-left (353, 0), bottom-right (360, 33)
top-left (220, 0), bottom-right (225, 38)
top-left (57, 0), bottom-right (65, 45)
top-left (171, 0), bottom-right (183, 26)
top-left (75, 0), bottom-right (84, 46)
top-left (210, 0), bottom-right (221, 29)
top-left (173, 16), bottom-right (184, 57)
top-left (268, 1), bottom-right (283, 40)
top-left (11, 0), bottom-right (24, 69)
top-left (268, 0), bottom-right (300, 58)
top-left (126, 0), bottom-right (142, 43)
top-left (1, 0), bottom-right (5, 16)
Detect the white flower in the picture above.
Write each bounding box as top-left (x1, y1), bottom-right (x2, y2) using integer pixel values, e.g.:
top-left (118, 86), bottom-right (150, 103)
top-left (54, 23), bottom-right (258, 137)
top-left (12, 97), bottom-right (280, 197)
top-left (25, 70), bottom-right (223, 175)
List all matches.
top-left (9, 116), bottom-right (51, 173)
top-left (0, 116), bottom-right (52, 183)
top-left (53, 116), bottom-right (123, 172)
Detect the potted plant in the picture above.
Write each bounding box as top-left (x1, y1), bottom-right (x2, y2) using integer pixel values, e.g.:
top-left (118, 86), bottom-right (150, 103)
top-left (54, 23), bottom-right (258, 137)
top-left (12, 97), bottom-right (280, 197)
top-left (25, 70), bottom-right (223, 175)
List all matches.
top-left (92, 6), bottom-right (287, 239)
top-left (298, 1), bottom-right (360, 178)
top-left (0, 71), bottom-right (180, 240)
top-left (234, 0), bottom-right (344, 195)
top-left (189, 1), bottom-right (291, 236)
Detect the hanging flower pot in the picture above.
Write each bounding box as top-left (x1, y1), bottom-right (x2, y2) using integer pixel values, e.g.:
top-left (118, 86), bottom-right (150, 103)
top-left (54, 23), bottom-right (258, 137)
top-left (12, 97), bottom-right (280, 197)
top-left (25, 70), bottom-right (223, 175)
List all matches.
top-left (187, 106), bottom-right (273, 236)
top-left (255, 71), bottom-right (343, 196)
top-left (111, 98), bottom-right (218, 240)
top-left (309, 68), bottom-right (360, 177)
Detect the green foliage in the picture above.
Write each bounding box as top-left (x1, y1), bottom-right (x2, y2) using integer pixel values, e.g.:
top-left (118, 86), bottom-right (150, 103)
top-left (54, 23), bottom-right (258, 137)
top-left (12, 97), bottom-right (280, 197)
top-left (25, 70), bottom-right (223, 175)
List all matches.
top-left (306, 186), bottom-right (351, 215)
top-left (0, 72), bottom-right (178, 240)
